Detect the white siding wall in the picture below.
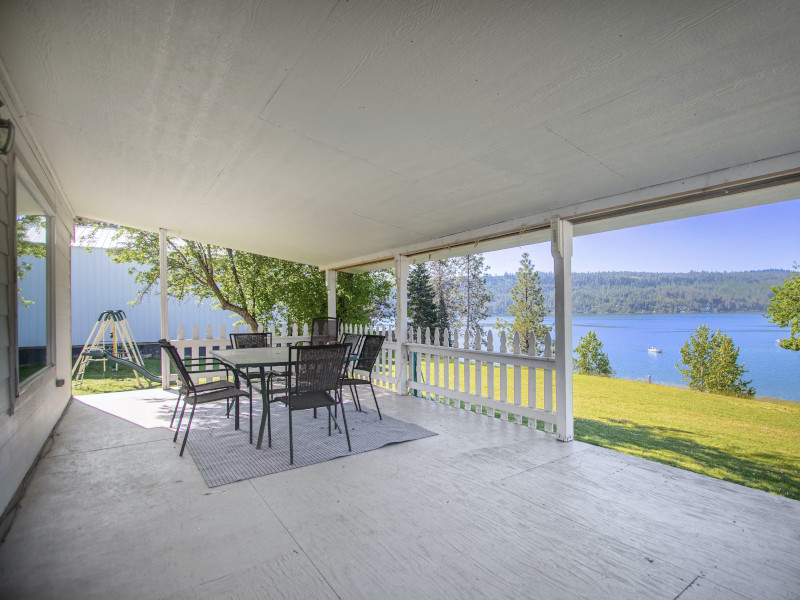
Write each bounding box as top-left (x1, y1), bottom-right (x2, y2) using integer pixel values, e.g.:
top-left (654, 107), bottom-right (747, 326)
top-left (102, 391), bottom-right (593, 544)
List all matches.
top-left (0, 143), bottom-right (74, 513)
top-left (71, 248), bottom-right (240, 345)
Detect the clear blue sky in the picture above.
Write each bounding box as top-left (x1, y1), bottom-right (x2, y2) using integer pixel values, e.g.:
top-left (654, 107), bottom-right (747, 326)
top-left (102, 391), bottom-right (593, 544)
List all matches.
top-left (483, 198), bottom-right (800, 274)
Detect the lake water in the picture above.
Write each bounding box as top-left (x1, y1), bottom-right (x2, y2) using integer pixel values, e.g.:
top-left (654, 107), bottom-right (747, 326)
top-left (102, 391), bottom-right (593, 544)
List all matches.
top-left (479, 313), bottom-right (798, 402)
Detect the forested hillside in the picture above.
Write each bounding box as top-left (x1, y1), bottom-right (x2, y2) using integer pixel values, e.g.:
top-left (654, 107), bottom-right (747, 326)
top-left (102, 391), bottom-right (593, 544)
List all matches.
top-left (485, 270), bottom-right (791, 315)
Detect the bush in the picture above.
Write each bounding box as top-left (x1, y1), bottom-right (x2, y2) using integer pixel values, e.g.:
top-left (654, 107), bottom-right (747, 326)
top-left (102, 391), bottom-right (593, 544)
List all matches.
top-left (574, 331), bottom-right (613, 376)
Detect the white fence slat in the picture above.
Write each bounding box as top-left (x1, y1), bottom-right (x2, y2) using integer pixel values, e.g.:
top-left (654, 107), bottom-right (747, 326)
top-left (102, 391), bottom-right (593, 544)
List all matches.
top-left (424, 328), bottom-right (432, 398)
top-left (452, 328), bottom-right (460, 398)
top-left (433, 327), bottom-right (441, 403)
top-left (474, 327), bottom-right (482, 395)
top-left (486, 330), bottom-right (494, 401)
top-left (513, 332), bottom-right (522, 411)
top-left (443, 328), bottom-right (451, 400)
top-left (498, 332), bottom-right (507, 418)
top-left (528, 335), bottom-right (537, 428)
top-left (544, 331), bottom-right (554, 433)
top-left (463, 328), bottom-right (471, 401)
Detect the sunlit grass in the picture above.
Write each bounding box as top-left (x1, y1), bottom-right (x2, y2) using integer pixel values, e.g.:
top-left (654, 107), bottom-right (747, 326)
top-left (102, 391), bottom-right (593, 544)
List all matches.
top-left (410, 357), bottom-right (800, 500)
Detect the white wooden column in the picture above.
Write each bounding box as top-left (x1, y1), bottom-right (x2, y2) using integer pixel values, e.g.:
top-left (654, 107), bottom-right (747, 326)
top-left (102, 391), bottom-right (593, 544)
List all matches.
top-left (326, 269), bottom-right (337, 318)
top-left (394, 255), bottom-right (410, 395)
top-left (159, 228), bottom-right (169, 390)
top-left (551, 217), bottom-right (574, 441)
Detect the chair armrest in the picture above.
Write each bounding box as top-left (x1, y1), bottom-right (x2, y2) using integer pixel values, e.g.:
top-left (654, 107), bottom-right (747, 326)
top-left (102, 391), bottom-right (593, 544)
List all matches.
top-left (183, 356), bottom-right (232, 377)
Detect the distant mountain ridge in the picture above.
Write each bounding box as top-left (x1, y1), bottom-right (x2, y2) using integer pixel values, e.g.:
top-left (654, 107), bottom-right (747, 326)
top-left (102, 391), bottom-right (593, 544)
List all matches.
top-left (485, 270), bottom-right (792, 315)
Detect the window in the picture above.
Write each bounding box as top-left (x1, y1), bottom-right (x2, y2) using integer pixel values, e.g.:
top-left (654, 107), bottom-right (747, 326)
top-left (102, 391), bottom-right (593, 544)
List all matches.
top-left (15, 168), bottom-right (52, 389)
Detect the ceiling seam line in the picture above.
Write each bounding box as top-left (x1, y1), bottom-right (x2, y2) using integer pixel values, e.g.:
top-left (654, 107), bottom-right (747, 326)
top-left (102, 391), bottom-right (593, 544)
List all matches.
top-left (544, 125), bottom-right (629, 181)
top-left (198, 0), bottom-right (345, 206)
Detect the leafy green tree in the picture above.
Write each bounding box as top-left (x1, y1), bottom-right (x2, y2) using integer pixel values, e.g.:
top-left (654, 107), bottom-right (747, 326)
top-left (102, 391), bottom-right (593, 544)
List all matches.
top-left (407, 263), bottom-right (438, 332)
top-left (87, 224), bottom-right (392, 330)
top-left (494, 253), bottom-right (550, 352)
top-left (17, 216), bottom-right (47, 282)
top-left (574, 331), bottom-right (613, 376)
top-left (452, 254), bottom-right (491, 343)
top-left (765, 263), bottom-right (800, 351)
top-left (677, 324), bottom-right (755, 397)
top-left (17, 216), bottom-right (48, 307)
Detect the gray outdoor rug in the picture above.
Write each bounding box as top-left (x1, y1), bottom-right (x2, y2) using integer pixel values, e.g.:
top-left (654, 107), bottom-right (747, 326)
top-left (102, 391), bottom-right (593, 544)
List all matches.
top-left (185, 399), bottom-right (437, 487)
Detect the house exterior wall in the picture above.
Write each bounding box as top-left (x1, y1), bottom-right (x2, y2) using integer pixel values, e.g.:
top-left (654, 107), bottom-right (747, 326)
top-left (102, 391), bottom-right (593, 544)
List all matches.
top-left (0, 138), bottom-right (74, 513)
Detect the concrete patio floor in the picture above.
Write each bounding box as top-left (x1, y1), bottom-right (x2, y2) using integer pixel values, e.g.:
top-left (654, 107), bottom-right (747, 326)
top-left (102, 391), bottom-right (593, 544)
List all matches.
top-left (0, 389), bottom-right (798, 600)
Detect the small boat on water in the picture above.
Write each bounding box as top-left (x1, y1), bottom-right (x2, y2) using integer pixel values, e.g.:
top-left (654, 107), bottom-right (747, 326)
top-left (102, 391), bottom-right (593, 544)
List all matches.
top-left (648, 346), bottom-right (662, 353)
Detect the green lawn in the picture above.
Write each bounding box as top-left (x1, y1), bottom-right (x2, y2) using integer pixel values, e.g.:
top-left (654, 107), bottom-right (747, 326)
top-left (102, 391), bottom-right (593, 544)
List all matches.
top-left (74, 356), bottom-right (800, 500)
top-left (72, 356), bottom-right (166, 394)
top-left (571, 374), bottom-right (800, 500)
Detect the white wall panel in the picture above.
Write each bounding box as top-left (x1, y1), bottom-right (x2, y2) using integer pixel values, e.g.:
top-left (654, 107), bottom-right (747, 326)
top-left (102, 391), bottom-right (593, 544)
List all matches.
top-left (71, 248), bottom-right (242, 345)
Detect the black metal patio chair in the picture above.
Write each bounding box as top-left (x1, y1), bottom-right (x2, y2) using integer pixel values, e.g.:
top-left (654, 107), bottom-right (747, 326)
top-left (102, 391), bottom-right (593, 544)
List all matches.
top-left (340, 334), bottom-right (385, 419)
top-left (166, 347), bottom-right (238, 430)
top-left (340, 332), bottom-right (363, 356)
top-left (229, 332), bottom-right (272, 349)
top-left (228, 332), bottom-right (274, 416)
top-left (258, 343), bottom-right (352, 464)
top-left (310, 317), bottom-right (340, 345)
top-left (159, 340), bottom-right (253, 456)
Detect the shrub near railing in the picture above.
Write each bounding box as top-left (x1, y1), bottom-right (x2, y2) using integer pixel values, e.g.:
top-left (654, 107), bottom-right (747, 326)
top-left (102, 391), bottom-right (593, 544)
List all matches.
top-left (405, 327), bottom-right (557, 432)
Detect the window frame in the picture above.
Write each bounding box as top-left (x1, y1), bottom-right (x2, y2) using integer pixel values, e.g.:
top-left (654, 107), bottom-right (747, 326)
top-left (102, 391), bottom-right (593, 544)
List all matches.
top-left (10, 156), bottom-right (56, 405)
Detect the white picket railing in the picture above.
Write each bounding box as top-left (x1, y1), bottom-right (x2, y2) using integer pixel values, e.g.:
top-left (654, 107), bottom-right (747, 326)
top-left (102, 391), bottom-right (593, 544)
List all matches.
top-left (167, 322), bottom-right (556, 432)
top-left (405, 327), bottom-right (557, 431)
top-left (168, 322), bottom-right (398, 391)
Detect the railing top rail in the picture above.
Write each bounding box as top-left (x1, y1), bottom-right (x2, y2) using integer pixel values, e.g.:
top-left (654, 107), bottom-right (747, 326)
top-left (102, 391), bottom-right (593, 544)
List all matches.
top-left (404, 342), bottom-right (556, 368)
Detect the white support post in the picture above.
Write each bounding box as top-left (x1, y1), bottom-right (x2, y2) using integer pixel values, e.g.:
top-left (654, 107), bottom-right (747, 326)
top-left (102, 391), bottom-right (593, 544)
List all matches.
top-left (551, 217), bottom-right (574, 441)
top-left (325, 269), bottom-right (337, 318)
top-left (159, 228), bottom-right (170, 390)
top-left (394, 255), bottom-right (410, 395)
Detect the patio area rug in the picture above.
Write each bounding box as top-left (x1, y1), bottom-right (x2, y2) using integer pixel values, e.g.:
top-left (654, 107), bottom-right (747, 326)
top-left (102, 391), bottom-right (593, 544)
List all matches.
top-left (185, 399), bottom-right (437, 487)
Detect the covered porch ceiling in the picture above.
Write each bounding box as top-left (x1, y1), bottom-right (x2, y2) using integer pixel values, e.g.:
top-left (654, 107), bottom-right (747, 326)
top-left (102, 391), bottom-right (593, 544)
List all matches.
top-left (1, 0), bottom-right (799, 269)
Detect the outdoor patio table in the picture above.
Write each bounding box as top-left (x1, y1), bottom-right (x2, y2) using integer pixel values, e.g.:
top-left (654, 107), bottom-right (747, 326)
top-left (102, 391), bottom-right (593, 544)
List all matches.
top-left (210, 347), bottom-right (356, 449)
top-left (210, 347), bottom-right (291, 445)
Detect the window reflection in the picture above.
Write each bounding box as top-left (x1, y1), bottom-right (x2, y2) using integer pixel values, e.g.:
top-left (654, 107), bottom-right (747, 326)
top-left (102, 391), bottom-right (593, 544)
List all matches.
top-left (17, 179), bottom-right (49, 384)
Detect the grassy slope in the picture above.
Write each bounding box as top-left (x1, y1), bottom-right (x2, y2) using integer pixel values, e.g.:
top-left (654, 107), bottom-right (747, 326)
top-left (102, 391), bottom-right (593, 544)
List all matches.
top-left (73, 356), bottom-right (800, 500)
top-left (572, 374), bottom-right (800, 500)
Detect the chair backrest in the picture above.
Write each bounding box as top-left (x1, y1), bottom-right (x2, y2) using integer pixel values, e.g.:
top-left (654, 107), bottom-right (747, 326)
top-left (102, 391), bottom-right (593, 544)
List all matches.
top-left (340, 333), bottom-right (363, 355)
top-left (230, 332), bottom-right (272, 349)
top-left (290, 344), bottom-right (349, 396)
top-left (310, 317), bottom-right (340, 345)
top-left (158, 339), bottom-right (194, 392)
top-left (354, 334), bottom-right (384, 373)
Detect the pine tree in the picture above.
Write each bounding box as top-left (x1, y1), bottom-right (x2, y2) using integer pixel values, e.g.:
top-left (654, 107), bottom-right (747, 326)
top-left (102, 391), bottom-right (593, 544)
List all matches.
top-left (407, 263), bottom-right (438, 332)
top-left (574, 331), bottom-right (613, 376)
top-left (494, 253), bottom-right (550, 352)
top-left (435, 294), bottom-right (450, 344)
top-left (429, 259), bottom-right (457, 343)
top-left (452, 254), bottom-right (491, 344)
top-left (677, 325), bottom-right (755, 397)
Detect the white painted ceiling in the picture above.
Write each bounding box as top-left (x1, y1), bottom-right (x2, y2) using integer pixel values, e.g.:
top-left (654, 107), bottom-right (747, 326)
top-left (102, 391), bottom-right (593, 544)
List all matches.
top-left (1, 0), bottom-right (799, 267)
